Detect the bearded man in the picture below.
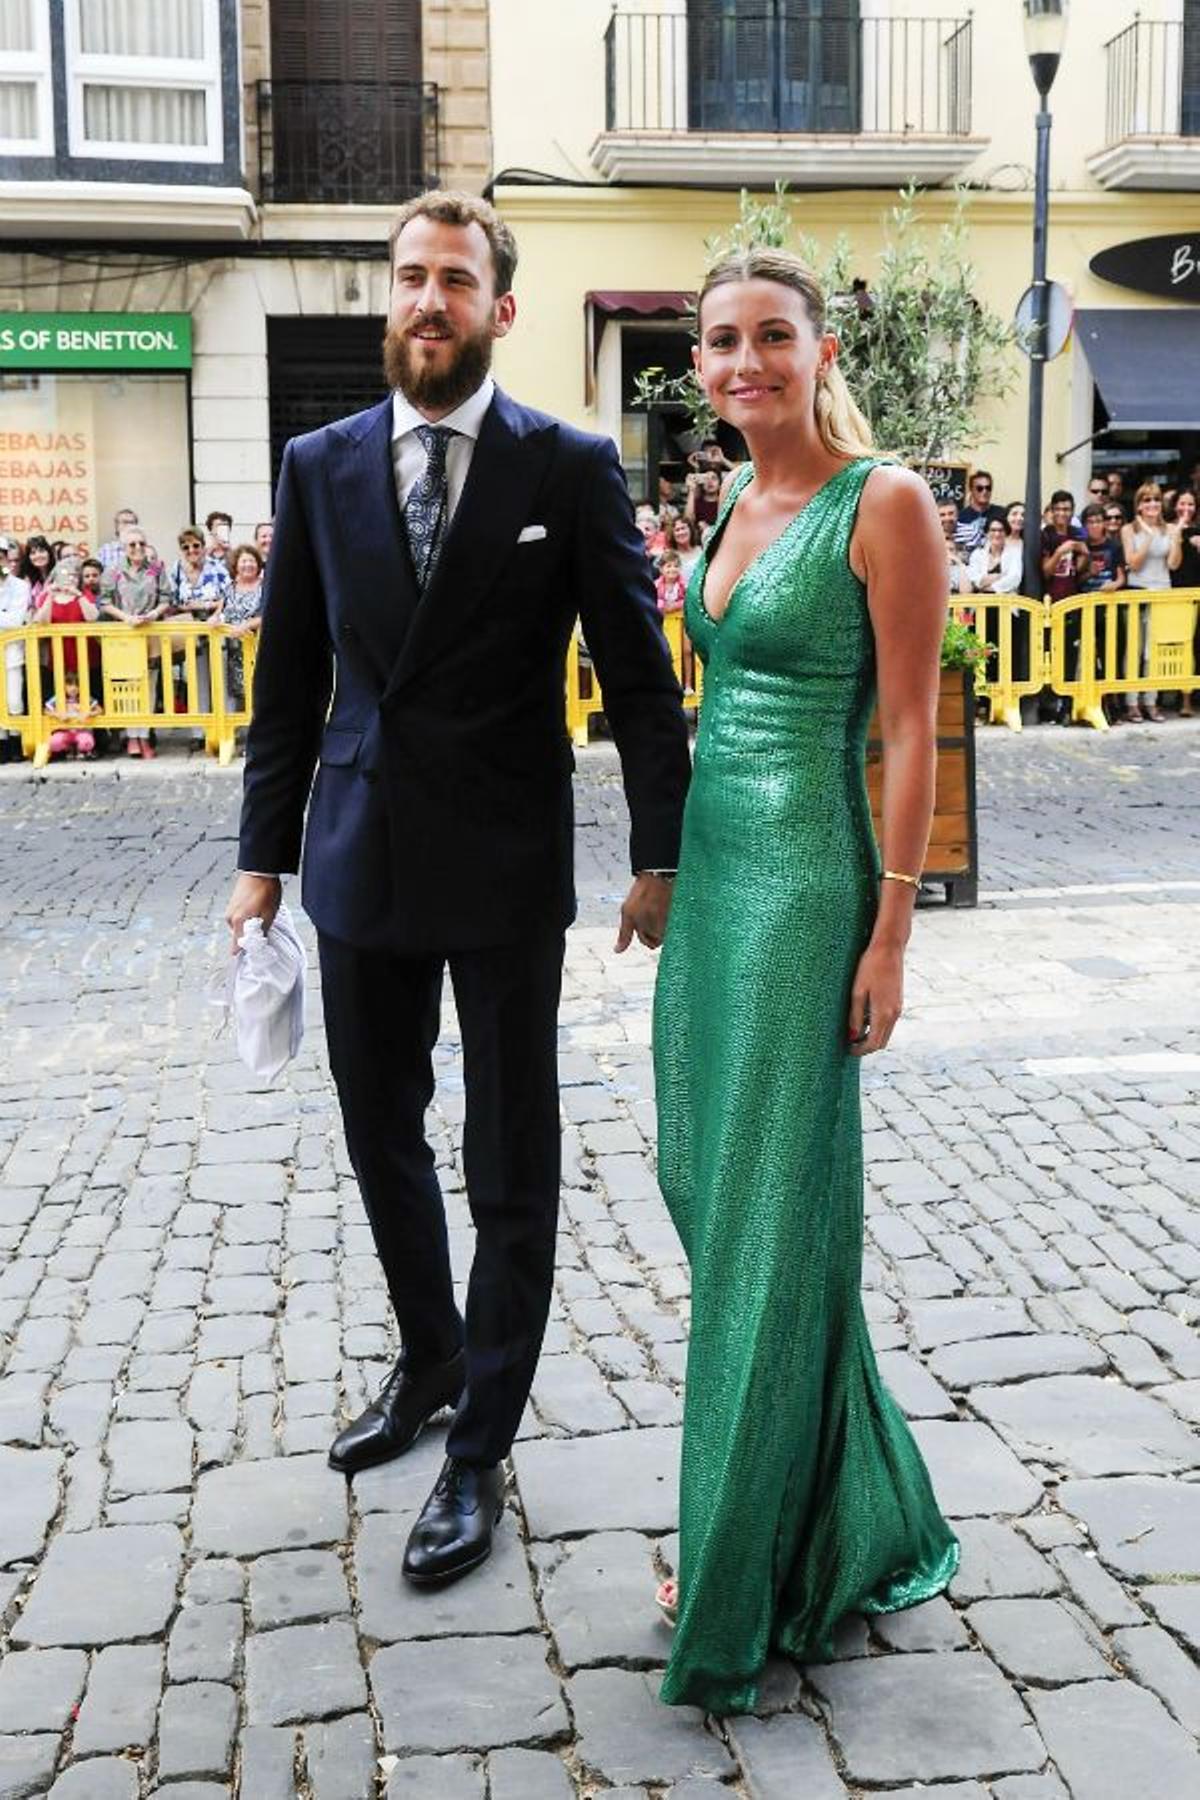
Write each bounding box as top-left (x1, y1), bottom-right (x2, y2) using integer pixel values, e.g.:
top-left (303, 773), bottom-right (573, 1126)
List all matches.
top-left (225, 192), bottom-right (690, 1587)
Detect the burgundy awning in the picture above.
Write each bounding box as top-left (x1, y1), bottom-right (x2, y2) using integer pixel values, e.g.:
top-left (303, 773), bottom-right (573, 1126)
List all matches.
top-left (583, 290), bottom-right (696, 404)
top-left (587, 289), bottom-right (696, 320)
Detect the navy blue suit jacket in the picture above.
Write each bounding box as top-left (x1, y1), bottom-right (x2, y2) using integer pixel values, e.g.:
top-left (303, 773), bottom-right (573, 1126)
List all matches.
top-left (238, 387), bottom-right (691, 952)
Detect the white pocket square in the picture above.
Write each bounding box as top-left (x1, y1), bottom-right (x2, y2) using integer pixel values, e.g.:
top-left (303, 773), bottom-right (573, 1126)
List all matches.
top-left (517, 524), bottom-right (548, 543)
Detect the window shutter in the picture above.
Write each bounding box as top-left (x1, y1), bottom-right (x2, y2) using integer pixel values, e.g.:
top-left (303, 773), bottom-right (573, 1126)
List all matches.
top-left (686, 0), bottom-right (859, 132)
top-left (270, 0), bottom-right (420, 83)
top-left (268, 0), bottom-right (313, 81)
top-left (265, 0), bottom-right (426, 202)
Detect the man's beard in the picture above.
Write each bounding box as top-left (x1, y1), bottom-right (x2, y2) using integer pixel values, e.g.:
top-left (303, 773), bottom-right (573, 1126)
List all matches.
top-left (383, 315), bottom-right (493, 412)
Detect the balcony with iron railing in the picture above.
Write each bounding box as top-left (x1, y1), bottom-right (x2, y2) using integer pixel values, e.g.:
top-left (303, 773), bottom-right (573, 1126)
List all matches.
top-left (591, 7), bottom-right (985, 187)
top-left (1088, 18), bottom-right (1200, 189)
top-left (256, 79), bottom-right (438, 207)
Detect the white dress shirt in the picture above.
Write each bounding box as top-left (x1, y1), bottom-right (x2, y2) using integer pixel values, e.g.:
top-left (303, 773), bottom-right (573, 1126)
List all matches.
top-left (391, 375), bottom-right (495, 521)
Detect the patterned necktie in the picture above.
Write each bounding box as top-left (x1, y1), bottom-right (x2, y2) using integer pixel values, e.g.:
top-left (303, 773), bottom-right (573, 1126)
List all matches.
top-left (404, 424), bottom-right (455, 590)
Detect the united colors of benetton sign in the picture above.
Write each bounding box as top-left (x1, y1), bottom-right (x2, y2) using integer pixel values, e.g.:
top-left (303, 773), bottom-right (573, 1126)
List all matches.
top-left (0, 312), bottom-right (192, 369)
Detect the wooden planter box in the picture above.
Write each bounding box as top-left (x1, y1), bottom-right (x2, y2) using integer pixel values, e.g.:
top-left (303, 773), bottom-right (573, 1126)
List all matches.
top-left (866, 665), bottom-right (978, 907)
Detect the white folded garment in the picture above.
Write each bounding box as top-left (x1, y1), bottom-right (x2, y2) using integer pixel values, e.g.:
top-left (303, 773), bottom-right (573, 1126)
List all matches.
top-left (210, 902), bottom-right (306, 1082)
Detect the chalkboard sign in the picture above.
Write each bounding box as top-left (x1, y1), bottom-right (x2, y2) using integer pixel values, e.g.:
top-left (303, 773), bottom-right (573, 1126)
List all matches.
top-left (917, 462), bottom-right (969, 509)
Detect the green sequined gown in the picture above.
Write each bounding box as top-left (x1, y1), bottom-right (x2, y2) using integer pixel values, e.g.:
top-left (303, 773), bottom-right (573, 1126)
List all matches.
top-left (653, 459), bottom-right (959, 1716)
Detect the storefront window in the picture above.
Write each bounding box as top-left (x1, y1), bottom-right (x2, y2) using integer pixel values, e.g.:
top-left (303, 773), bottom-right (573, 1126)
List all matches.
top-left (0, 372), bottom-right (190, 559)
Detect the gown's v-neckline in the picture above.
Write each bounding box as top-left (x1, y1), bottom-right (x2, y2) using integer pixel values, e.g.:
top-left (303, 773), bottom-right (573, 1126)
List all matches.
top-left (698, 460), bottom-right (858, 627)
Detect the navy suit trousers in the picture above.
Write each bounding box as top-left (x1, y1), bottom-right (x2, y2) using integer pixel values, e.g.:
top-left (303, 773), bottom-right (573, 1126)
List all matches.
top-left (317, 929), bottom-right (564, 1467)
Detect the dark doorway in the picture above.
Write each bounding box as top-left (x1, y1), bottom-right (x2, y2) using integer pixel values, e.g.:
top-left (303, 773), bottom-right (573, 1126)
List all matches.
top-left (620, 325), bottom-right (746, 504)
top-left (267, 317), bottom-right (387, 492)
top-left (687, 0), bottom-right (861, 134)
top-left (265, 0), bottom-right (431, 202)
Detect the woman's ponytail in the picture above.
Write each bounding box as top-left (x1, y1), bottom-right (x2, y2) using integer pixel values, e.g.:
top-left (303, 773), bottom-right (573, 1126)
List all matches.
top-left (814, 358), bottom-right (875, 459)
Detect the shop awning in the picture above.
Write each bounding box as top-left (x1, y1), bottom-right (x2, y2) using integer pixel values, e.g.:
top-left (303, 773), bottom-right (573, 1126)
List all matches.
top-left (587, 289), bottom-right (696, 322)
top-left (1076, 308), bottom-right (1200, 430)
top-left (584, 289), bottom-right (696, 404)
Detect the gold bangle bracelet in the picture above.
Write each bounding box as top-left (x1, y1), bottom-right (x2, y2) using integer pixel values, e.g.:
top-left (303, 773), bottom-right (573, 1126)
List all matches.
top-left (882, 869), bottom-right (921, 889)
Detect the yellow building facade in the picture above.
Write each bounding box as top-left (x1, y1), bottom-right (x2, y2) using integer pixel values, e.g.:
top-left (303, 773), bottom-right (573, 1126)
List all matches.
top-left (488, 0), bottom-right (1200, 508)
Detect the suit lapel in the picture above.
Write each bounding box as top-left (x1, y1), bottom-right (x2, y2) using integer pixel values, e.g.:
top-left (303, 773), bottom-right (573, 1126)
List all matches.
top-left (383, 389), bottom-right (554, 699)
top-left (329, 398), bottom-right (419, 684)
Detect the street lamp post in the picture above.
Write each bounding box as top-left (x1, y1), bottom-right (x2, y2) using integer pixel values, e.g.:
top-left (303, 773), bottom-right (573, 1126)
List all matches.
top-left (1021, 1), bottom-right (1069, 605)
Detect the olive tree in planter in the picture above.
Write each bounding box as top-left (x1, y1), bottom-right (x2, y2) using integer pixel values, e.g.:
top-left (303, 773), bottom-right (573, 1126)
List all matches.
top-left (636, 183), bottom-right (1019, 471)
top-left (636, 186), bottom-right (1018, 906)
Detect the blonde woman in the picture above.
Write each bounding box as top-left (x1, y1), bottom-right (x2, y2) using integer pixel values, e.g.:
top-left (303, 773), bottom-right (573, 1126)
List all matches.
top-left (1120, 482), bottom-right (1181, 722)
top-left (651, 248), bottom-right (959, 1714)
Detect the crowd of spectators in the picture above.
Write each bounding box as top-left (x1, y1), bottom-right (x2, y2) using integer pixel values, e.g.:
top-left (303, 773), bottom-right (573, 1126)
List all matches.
top-left (950, 462), bottom-right (1200, 725)
top-left (0, 507), bottom-right (271, 761)
top-left (629, 444), bottom-right (1200, 726)
top-left (4, 447), bottom-right (1197, 758)
top-left (632, 437), bottom-right (739, 697)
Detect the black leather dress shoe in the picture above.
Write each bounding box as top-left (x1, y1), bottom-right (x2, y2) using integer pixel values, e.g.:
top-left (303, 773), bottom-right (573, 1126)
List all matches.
top-left (402, 1457), bottom-right (505, 1587)
top-left (328, 1350), bottom-right (465, 1475)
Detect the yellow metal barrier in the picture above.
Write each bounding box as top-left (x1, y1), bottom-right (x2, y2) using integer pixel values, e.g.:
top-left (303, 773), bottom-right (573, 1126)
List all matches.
top-left (1047, 588), bottom-right (1199, 731)
top-left (567, 599), bottom-right (1059, 741)
top-left (6, 594), bottom-right (1193, 767)
top-left (661, 610), bottom-right (703, 710)
top-left (949, 595), bottom-right (1051, 731)
top-left (565, 615), bottom-right (702, 748)
top-left (0, 622), bottom-right (258, 767)
top-left (565, 630), bottom-right (607, 750)
top-left (566, 590), bottom-right (1194, 738)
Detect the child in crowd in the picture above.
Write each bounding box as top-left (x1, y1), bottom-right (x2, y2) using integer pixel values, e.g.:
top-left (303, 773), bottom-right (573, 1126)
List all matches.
top-left (45, 670), bottom-right (100, 760)
top-left (1079, 504), bottom-right (1125, 594)
top-left (654, 550), bottom-right (694, 693)
top-left (1079, 503), bottom-right (1126, 725)
top-left (655, 549), bottom-right (687, 615)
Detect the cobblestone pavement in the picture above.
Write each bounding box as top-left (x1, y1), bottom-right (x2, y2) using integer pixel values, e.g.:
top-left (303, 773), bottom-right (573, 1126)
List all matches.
top-left (1, 720), bottom-right (1199, 1799)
